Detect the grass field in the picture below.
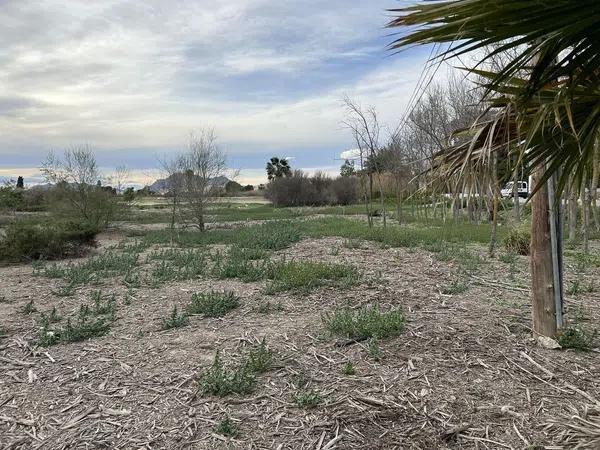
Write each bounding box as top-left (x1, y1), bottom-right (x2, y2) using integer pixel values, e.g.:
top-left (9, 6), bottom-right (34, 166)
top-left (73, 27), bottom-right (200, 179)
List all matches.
top-left (1, 197), bottom-right (599, 449)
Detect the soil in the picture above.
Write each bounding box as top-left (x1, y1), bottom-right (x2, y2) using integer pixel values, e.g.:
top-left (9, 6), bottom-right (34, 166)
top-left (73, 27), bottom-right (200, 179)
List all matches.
top-left (1, 230), bottom-right (600, 449)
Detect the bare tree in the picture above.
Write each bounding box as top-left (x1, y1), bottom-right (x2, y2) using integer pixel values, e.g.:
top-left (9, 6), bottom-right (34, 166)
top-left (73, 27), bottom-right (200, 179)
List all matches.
top-left (343, 96), bottom-right (385, 227)
top-left (158, 153), bottom-right (187, 236)
top-left (180, 128), bottom-right (227, 231)
top-left (110, 165), bottom-right (130, 194)
top-left (406, 72), bottom-right (485, 222)
top-left (41, 145), bottom-right (116, 227)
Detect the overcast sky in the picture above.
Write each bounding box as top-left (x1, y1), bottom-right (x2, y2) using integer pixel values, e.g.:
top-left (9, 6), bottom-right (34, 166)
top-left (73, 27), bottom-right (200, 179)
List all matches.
top-left (0, 0), bottom-right (431, 186)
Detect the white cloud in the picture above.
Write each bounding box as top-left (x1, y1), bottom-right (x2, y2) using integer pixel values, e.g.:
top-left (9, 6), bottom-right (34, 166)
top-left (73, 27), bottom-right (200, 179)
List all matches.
top-left (340, 148), bottom-right (361, 160)
top-left (0, 0), bottom-right (431, 168)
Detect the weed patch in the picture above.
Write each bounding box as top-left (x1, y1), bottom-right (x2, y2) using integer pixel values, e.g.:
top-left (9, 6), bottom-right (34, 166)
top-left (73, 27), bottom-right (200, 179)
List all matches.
top-left (243, 339), bottom-right (272, 374)
top-left (322, 305), bottom-right (404, 340)
top-left (39, 302), bottom-right (114, 347)
top-left (266, 261), bottom-right (358, 294)
top-left (214, 415), bottom-right (238, 438)
top-left (198, 351), bottom-right (256, 397)
top-left (187, 291), bottom-right (240, 318)
top-left (558, 326), bottom-right (597, 351)
top-left (293, 390), bottom-right (322, 408)
top-left (162, 305), bottom-right (189, 330)
top-left (443, 278), bottom-right (469, 295)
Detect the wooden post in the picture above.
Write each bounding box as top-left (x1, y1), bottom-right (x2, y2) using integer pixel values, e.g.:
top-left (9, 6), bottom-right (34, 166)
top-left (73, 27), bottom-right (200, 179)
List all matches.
top-left (530, 167), bottom-right (558, 338)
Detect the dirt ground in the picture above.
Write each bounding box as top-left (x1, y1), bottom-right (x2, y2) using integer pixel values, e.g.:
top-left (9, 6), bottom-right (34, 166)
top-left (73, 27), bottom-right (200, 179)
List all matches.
top-left (1, 229), bottom-right (600, 449)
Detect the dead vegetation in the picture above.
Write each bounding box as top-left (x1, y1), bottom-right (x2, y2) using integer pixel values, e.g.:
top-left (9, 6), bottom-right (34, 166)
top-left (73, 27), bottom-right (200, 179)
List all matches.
top-left (1, 218), bottom-right (600, 449)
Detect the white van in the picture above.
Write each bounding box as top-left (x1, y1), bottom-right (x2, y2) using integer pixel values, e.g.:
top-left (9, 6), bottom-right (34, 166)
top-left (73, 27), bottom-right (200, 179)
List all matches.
top-left (501, 181), bottom-right (529, 198)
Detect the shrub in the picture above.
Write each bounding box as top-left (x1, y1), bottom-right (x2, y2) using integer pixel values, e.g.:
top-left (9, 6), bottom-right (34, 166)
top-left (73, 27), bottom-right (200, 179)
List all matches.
top-left (504, 227), bottom-right (530, 256)
top-left (322, 305), bottom-right (405, 340)
top-left (331, 176), bottom-right (359, 205)
top-left (266, 170), bottom-right (358, 207)
top-left (0, 220), bottom-right (98, 262)
top-left (187, 291), bottom-right (240, 317)
top-left (0, 186), bottom-right (24, 210)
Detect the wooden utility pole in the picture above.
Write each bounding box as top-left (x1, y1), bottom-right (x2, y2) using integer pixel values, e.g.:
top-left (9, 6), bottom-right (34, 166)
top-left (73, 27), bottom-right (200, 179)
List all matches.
top-left (530, 167), bottom-right (563, 338)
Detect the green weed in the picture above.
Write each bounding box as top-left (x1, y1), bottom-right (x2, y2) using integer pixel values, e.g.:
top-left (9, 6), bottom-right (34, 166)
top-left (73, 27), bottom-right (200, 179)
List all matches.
top-left (443, 278), bottom-right (469, 295)
top-left (90, 291), bottom-right (117, 319)
top-left (244, 339), bottom-right (272, 374)
top-left (342, 360), bottom-right (356, 375)
top-left (187, 291), bottom-right (240, 318)
top-left (367, 338), bottom-right (383, 361)
top-left (265, 261), bottom-right (358, 294)
top-left (322, 305), bottom-right (404, 340)
top-left (558, 326), bottom-right (597, 351)
top-left (22, 299), bottom-right (37, 315)
top-left (212, 249), bottom-right (272, 282)
top-left (499, 252), bottom-right (517, 264)
top-left (162, 305), bottom-right (189, 330)
top-left (343, 239), bottom-right (365, 249)
top-left (214, 415), bottom-right (238, 438)
top-left (293, 390), bottom-right (322, 409)
top-left (198, 351), bottom-right (256, 397)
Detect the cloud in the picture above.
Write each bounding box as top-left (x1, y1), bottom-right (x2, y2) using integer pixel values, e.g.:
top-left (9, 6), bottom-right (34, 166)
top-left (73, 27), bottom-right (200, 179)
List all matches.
top-left (0, 0), bottom-right (432, 182)
top-left (340, 148), bottom-right (361, 160)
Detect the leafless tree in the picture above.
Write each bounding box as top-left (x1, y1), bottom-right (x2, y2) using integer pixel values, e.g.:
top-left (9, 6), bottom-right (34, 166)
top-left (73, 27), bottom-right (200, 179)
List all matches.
top-left (180, 128), bottom-right (227, 231)
top-left (41, 145), bottom-right (116, 227)
top-left (110, 165), bottom-right (130, 194)
top-left (343, 96), bottom-right (386, 227)
top-left (158, 153), bottom-right (187, 236)
top-left (406, 72), bottom-right (486, 223)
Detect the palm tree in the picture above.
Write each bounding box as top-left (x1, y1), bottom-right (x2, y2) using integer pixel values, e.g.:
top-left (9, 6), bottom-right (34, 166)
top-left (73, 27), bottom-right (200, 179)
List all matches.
top-left (387, 0), bottom-right (600, 338)
top-left (266, 157), bottom-right (292, 181)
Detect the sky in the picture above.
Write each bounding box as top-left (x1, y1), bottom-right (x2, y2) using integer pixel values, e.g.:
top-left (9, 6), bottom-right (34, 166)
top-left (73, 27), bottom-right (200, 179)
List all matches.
top-left (0, 0), bottom-right (432, 187)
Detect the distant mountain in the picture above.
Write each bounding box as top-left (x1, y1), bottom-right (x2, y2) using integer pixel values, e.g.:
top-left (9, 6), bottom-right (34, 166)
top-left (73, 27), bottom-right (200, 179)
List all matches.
top-left (148, 173), bottom-right (231, 194)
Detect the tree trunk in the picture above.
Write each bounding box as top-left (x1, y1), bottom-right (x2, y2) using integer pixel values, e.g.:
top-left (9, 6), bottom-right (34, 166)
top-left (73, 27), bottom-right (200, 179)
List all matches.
top-left (513, 157), bottom-right (520, 221)
top-left (582, 173), bottom-right (590, 254)
top-left (568, 185), bottom-right (578, 241)
top-left (530, 167), bottom-right (558, 339)
top-left (489, 154), bottom-right (499, 257)
top-left (591, 139), bottom-right (600, 231)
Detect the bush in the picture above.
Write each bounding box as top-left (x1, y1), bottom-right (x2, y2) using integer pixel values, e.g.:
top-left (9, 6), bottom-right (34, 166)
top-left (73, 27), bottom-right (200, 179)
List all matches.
top-left (331, 176), bottom-right (359, 205)
top-left (504, 227), bottom-right (530, 255)
top-left (265, 170), bottom-right (358, 207)
top-left (0, 220), bottom-right (99, 262)
top-left (0, 186), bottom-right (24, 210)
top-left (46, 183), bottom-right (118, 228)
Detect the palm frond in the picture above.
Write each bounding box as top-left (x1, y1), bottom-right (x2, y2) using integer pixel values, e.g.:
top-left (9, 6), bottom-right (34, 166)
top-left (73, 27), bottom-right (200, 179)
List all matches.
top-left (387, 0), bottom-right (600, 101)
top-left (431, 72), bottom-right (600, 197)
